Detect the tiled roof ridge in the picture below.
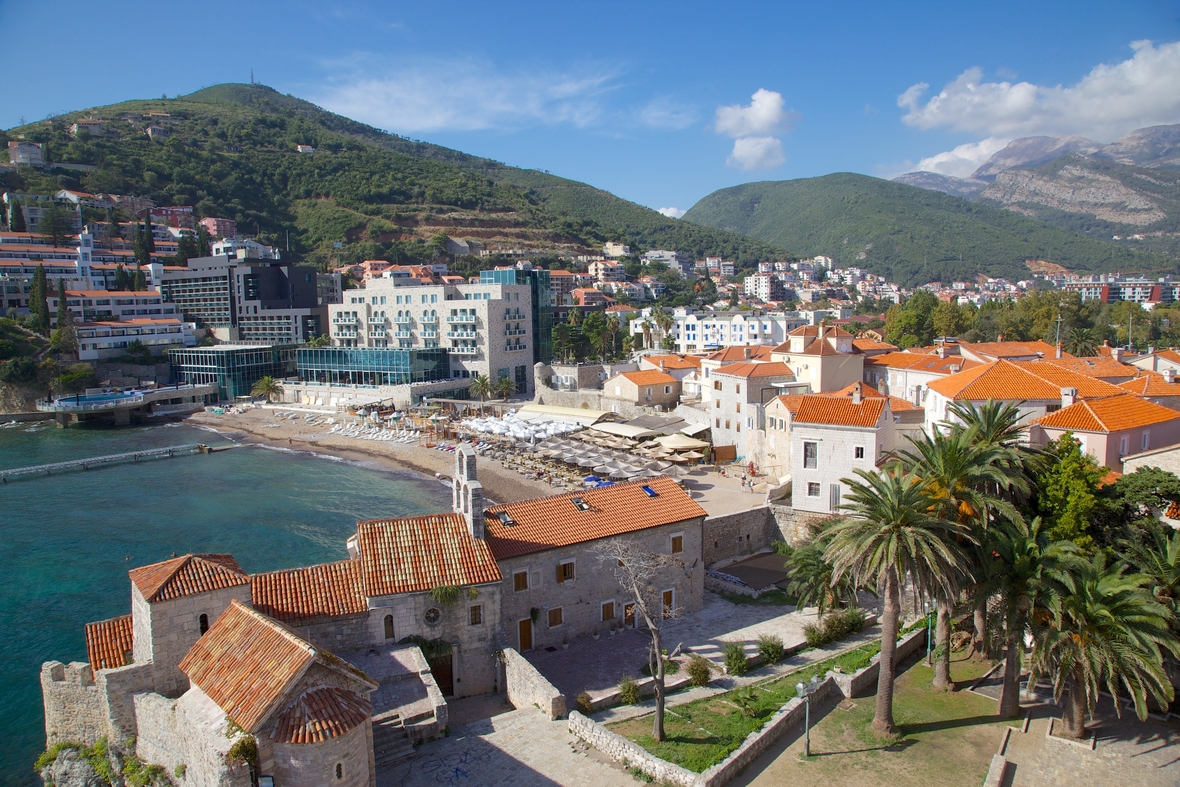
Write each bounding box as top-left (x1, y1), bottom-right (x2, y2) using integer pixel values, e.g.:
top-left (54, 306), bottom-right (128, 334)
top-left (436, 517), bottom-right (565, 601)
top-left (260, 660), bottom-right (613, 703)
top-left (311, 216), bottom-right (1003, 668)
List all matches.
top-left (128, 553), bottom-right (249, 603)
top-left (269, 685), bottom-right (372, 744)
top-left (250, 559), bottom-right (366, 625)
top-left (84, 614), bottom-right (134, 671)
top-left (792, 394), bottom-right (886, 427)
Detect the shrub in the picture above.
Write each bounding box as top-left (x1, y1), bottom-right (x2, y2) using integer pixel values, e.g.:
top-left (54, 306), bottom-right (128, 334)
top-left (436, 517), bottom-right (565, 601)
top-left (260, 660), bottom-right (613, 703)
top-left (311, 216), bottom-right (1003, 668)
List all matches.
top-left (805, 608), bottom-right (868, 648)
top-left (174, 763), bottom-right (187, 779)
top-left (757, 634), bottom-right (785, 664)
top-left (576, 692), bottom-right (593, 714)
top-left (803, 623), bottom-right (825, 648)
top-left (722, 641), bottom-right (748, 676)
top-left (618, 675), bottom-right (640, 705)
top-left (771, 540), bottom-right (794, 557)
top-left (732, 686), bottom-right (759, 717)
top-left (686, 654), bottom-right (712, 687)
top-left (640, 657), bottom-right (680, 677)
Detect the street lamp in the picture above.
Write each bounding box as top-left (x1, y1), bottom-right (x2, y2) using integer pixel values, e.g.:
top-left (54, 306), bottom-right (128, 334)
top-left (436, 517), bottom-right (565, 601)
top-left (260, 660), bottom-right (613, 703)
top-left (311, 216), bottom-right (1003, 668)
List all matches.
top-left (795, 674), bottom-right (821, 757)
top-left (924, 599), bottom-right (934, 665)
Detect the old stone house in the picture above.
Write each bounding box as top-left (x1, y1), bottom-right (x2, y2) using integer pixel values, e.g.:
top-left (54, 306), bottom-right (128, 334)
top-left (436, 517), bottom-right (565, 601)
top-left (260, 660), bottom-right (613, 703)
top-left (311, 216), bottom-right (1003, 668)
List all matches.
top-left (602, 369), bottom-right (682, 411)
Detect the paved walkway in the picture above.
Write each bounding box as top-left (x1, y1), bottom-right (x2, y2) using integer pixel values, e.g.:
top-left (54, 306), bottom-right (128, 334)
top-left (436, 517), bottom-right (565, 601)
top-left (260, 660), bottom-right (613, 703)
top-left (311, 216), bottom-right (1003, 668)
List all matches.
top-left (378, 708), bottom-right (635, 787)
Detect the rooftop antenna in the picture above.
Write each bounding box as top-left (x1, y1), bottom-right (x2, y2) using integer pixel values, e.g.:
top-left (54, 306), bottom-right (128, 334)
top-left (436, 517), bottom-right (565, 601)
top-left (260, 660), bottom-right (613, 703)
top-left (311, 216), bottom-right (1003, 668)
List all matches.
top-left (1054, 313), bottom-right (1064, 345)
top-left (250, 68), bottom-right (255, 85)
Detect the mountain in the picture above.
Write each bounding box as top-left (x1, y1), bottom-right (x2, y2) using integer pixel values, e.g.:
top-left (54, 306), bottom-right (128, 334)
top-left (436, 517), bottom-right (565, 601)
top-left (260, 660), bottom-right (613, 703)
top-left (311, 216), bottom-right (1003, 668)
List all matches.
top-left (681, 173), bottom-right (1174, 287)
top-left (971, 136), bottom-right (1104, 181)
top-left (0, 84), bottom-right (788, 271)
top-left (891, 172), bottom-right (988, 199)
top-left (1093, 124), bottom-right (1180, 169)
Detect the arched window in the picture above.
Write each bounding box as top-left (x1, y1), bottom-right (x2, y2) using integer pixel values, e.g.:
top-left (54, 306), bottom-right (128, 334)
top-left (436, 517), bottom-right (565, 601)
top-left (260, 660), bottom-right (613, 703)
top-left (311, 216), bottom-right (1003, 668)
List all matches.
top-left (383, 614), bottom-right (394, 640)
top-left (335, 763), bottom-right (343, 781)
top-left (199, 614), bottom-right (209, 635)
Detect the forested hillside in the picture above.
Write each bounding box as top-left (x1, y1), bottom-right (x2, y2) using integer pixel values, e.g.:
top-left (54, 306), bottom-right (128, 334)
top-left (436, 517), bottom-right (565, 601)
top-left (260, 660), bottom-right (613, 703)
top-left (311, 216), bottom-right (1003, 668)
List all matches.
top-left (682, 173), bottom-right (1174, 287)
top-left (0, 84), bottom-right (788, 271)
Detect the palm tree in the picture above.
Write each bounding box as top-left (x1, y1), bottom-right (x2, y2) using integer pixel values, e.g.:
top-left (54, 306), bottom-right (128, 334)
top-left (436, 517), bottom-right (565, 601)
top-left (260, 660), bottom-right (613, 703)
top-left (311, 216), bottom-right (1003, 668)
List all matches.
top-left (640, 320), bottom-right (653, 350)
top-left (250, 376), bottom-right (284, 402)
top-left (1120, 524), bottom-right (1180, 632)
top-left (825, 468), bottom-right (970, 736)
top-left (304, 334), bottom-right (331, 348)
top-left (651, 306), bottom-right (673, 349)
top-left (785, 538), bottom-right (860, 618)
top-left (495, 375), bottom-right (518, 400)
top-left (1064, 327), bottom-right (1098, 357)
top-left (468, 374), bottom-right (492, 415)
top-left (604, 315), bottom-right (621, 359)
top-left (1029, 554), bottom-right (1178, 738)
top-left (588, 326), bottom-right (609, 362)
top-left (983, 515), bottom-right (1081, 717)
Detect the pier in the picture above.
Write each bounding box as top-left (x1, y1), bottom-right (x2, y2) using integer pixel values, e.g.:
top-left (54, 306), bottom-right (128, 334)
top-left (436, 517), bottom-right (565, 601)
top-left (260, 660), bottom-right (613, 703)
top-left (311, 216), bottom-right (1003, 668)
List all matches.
top-left (0, 443), bottom-right (238, 482)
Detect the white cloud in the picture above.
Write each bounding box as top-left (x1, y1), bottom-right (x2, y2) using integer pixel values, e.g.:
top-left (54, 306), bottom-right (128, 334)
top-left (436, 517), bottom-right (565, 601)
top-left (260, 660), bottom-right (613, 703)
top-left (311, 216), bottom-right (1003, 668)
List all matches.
top-left (657, 207), bottom-right (686, 218)
top-left (714, 89), bottom-right (798, 137)
top-left (913, 136), bottom-right (1010, 177)
top-left (898, 39), bottom-right (1180, 140)
top-left (637, 97), bottom-right (698, 130)
top-left (726, 136), bottom-right (786, 171)
top-left (314, 58), bottom-right (618, 133)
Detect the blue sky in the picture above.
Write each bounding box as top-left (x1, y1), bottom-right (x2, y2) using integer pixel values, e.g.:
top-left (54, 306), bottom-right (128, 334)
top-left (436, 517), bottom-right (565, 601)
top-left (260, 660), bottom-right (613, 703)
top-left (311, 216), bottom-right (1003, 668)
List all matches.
top-left (3, 1), bottom-right (1178, 215)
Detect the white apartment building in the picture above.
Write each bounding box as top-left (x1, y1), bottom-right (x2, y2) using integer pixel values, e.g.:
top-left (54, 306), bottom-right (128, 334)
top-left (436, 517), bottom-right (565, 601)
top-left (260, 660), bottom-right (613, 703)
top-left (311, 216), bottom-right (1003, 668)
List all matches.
top-left (743, 273), bottom-right (786, 303)
top-left (589, 260), bottom-right (626, 282)
top-left (629, 308), bottom-right (813, 354)
top-left (790, 393), bottom-right (895, 515)
top-left (329, 278), bottom-right (536, 393)
top-left (603, 242), bottom-right (630, 258)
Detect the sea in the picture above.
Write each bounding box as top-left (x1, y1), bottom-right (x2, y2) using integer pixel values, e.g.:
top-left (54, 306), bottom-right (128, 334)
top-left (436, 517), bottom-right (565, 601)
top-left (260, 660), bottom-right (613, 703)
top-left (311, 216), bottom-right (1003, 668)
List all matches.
top-left (0, 420), bottom-right (452, 787)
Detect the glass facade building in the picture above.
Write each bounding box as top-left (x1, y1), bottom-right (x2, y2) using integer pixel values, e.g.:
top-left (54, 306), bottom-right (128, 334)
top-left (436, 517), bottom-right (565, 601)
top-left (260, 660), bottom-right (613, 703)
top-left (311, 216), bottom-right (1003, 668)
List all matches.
top-left (296, 347), bottom-right (450, 386)
top-left (170, 345), bottom-right (298, 400)
top-left (480, 267), bottom-right (553, 364)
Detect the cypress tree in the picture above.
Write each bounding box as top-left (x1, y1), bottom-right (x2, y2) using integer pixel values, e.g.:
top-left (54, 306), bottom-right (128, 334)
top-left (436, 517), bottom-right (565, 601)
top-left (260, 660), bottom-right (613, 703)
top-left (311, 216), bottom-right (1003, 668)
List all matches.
top-left (114, 265), bottom-right (130, 291)
top-left (10, 202), bottom-right (27, 233)
top-left (196, 227), bottom-right (212, 258)
top-left (134, 225), bottom-right (149, 267)
top-left (29, 264), bottom-right (49, 335)
top-left (144, 219), bottom-right (156, 253)
top-left (56, 279), bottom-right (70, 328)
top-left (133, 269), bottom-right (146, 291)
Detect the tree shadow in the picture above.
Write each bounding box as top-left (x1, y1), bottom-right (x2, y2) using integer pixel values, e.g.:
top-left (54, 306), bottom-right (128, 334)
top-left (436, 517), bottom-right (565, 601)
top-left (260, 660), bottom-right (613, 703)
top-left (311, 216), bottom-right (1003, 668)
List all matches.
top-left (808, 738), bottom-right (918, 757)
top-left (901, 714), bottom-right (1002, 734)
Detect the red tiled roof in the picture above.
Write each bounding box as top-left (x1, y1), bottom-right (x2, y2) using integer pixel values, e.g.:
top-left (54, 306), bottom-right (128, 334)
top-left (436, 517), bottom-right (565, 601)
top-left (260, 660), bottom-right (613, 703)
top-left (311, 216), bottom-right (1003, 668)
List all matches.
top-left (615, 370), bottom-right (679, 386)
top-left (1034, 356), bottom-right (1135, 381)
top-left (85, 614), bottom-right (133, 671)
top-left (641, 354), bottom-right (701, 370)
top-left (483, 476), bottom-right (706, 560)
top-left (829, 381), bottom-right (920, 412)
top-left (711, 361), bottom-right (793, 378)
top-left (852, 338), bottom-right (898, 352)
top-left (959, 340), bottom-right (1069, 361)
top-left (129, 554), bottom-right (248, 603)
top-left (1156, 349), bottom-right (1180, 365)
top-left (179, 600), bottom-right (375, 733)
top-left (1033, 394), bottom-right (1180, 433)
top-left (792, 395), bottom-right (886, 427)
top-left (1118, 371), bottom-right (1180, 397)
top-left (927, 360), bottom-right (1124, 401)
top-left (251, 560), bottom-right (366, 626)
top-left (357, 513), bottom-right (502, 597)
top-left (705, 346), bottom-right (773, 363)
top-left (864, 352), bottom-right (979, 374)
top-left (271, 687), bottom-right (371, 744)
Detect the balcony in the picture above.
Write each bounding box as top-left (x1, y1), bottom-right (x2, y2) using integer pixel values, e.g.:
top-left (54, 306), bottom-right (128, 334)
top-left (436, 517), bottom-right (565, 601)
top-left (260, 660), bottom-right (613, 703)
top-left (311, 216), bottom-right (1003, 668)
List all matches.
top-left (505, 343), bottom-right (527, 352)
top-left (420, 330), bottom-right (438, 338)
top-left (335, 329), bottom-right (358, 338)
top-left (332, 315), bottom-right (357, 324)
top-left (504, 328), bottom-right (527, 336)
top-left (419, 315), bottom-right (439, 324)
top-left (393, 315), bottom-right (412, 324)
top-left (393, 330), bottom-right (411, 338)
top-left (447, 314), bottom-right (477, 324)
top-left (447, 330), bottom-right (476, 339)
top-left (369, 330), bottom-right (387, 338)
top-left (450, 346), bottom-right (479, 355)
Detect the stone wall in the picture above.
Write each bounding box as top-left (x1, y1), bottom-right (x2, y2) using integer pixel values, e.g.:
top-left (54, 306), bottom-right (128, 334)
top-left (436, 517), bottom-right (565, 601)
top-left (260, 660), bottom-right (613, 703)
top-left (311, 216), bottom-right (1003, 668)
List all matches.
top-left (829, 627), bottom-right (927, 699)
top-left (503, 647), bottom-right (567, 719)
top-left (272, 721), bottom-right (374, 787)
top-left (568, 711), bottom-right (698, 787)
top-left (99, 662), bottom-right (156, 745)
top-left (41, 662), bottom-right (108, 747)
top-left (294, 613), bottom-right (371, 654)
top-left (133, 687), bottom-right (250, 787)
top-left (702, 507), bottom-right (777, 565)
top-left (1122, 444), bottom-right (1180, 476)
top-left (769, 504), bottom-right (829, 546)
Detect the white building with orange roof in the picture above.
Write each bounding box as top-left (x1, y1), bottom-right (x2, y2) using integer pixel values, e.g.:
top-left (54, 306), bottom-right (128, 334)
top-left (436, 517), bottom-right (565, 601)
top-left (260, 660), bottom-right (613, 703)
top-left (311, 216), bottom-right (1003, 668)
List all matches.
top-left (768, 324), bottom-right (863, 393)
top-left (603, 368), bottom-right (681, 410)
top-left (707, 361), bottom-right (796, 460)
top-left (1030, 394), bottom-right (1180, 469)
top-left (1033, 355), bottom-right (1136, 384)
top-left (1129, 348), bottom-right (1180, 376)
top-left (864, 350), bottom-right (980, 405)
top-left (1118, 369), bottom-right (1180, 410)
top-left (956, 339), bottom-right (1068, 363)
top-left (637, 353), bottom-right (701, 381)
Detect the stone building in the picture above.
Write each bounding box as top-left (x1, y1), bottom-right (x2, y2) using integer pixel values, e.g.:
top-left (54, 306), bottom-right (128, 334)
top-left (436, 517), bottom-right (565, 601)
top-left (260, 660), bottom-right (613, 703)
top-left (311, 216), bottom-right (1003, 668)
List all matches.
top-left (602, 369), bottom-right (682, 411)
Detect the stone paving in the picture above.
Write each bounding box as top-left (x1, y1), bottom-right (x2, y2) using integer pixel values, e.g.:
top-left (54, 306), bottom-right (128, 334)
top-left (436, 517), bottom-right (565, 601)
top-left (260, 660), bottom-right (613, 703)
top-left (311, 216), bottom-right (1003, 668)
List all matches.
top-left (1002, 696), bottom-right (1180, 787)
top-left (378, 707), bottom-right (636, 787)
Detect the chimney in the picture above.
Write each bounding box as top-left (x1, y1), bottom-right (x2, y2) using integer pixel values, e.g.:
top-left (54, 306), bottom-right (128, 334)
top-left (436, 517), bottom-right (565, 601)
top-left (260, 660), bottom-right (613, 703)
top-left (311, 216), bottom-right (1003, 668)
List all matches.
top-left (913, 385), bottom-right (923, 407)
top-left (851, 382), bottom-right (862, 404)
top-left (938, 345), bottom-right (947, 359)
top-left (744, 347), bottom-right (752, 359)
top-left (1111, 346), bottom-right (1123, 363)
top-left (1055, 343), bottom-right (1063, 360)
top-left (1166, 368), bottom-right (1176, 385)
top-left (453, 445), bottom-right (485, 539)
top-left (1061, 387), bottom-right (1078, 408)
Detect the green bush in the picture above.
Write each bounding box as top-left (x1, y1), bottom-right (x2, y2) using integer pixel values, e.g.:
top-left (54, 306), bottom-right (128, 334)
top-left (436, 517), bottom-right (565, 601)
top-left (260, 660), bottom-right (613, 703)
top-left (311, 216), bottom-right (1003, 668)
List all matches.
top-left (802, 623), bottom-right (825, 648)
top-left (804, 608), bottom-right (868, 648)
top-left (618, 675), bottom-right (640, 705)
top-left (686, 654), bottom-right (712, 687)
top-left (756, 634), bottom-right (785, 664)
top-left (639, 657), bottom-right (680, 677)
top-left (576, 692), bottom-right (593, 714)
top-left (0, 356), bottom-right (37, 383)
top-left (722, 641), bottom-right (748, 676)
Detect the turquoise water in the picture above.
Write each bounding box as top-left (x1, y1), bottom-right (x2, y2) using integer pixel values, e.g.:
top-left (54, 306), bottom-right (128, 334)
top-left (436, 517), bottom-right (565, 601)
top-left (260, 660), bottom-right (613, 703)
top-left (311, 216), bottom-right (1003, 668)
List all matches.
top-left (0, 422), bottom-right (452, 786)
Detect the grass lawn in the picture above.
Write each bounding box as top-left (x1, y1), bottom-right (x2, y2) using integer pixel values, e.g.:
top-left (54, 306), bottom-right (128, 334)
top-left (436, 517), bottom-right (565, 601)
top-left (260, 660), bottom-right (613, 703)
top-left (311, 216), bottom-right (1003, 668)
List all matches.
top-left (741, 656), bottom-right (1004, 787)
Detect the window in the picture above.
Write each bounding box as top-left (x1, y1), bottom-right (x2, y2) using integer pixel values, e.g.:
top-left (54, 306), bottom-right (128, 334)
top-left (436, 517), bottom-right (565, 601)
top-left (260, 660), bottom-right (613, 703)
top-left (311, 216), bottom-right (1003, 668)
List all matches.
top-left (513, 571), bottom-right (529, 591)
top-left (548, 607), bottom-right (564, 627)
top-left (383, 614), bottom-right (394, 640)
top-left (854, 446), bottom-right (865, 459)
top-left (807, 482), bottom-right (821, 497)
top-left (557, 561), bottom-right (575, 583)
top-left (424, 608), bottom-right (441, 625)
top-left (1143, 431), bottom-right (1151, 450)
top-left (713, 381), bottom-right (722, 391)
top-left (602, 601), bottom-right (615, 621)
top-left (716, 400), bottom-right (720, 409)
top-left (725, 420), bottom-right (731, 429)
top-left (736, 422), bottom-right (741, 433)
top-left (803, 441), bottom-right (818, 469)
top-left (469, 605), bottom-right (483, 626)
top-left (735, 402), bottom-right (741, 413)
top-left (335, 763), bottom-right (343, 781)
top-left (664, 385), bottom-right (671, 394)
top-left (735, 383), bottom-right (741, 394)
top-left (1120, 436), bottom-right (1130, 456)
top-left (671, 534), bottom-right (684, 554)
top-left (199, 614), bottom-right (209, 635)
top-left (715, 418), bottom-right (720, 428)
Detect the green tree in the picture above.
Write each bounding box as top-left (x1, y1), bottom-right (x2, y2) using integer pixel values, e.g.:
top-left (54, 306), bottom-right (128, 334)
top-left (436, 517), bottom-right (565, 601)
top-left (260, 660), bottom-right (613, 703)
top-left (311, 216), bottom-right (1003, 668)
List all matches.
top-left (495, 375), bottom-right (517, 399)
top-left (196, 227), bottom-right (212, 257)
top-left (113, 265), bottom-right (131, 291)
top-left (1119, 524), bottom-right (1180, 634)
top-left (9, 202), bottom-right (27, 233)
top-left (304, 334), bottom-right (331, 348)
top-left (39, 201), bottom-right (73, 249)
top-left (133, 269), bottom-right (146, 291)
top-left (552, 323), bottom-right (574, 363)
top-left (650, 305), bottom-right (673, 348)
top-left (582, 311), bottom-right (608, 362)
top-left (1064, 327), bottom-right (1097, 357)
top-left (604, 315), bottom-right (621, 359)
top-left (1036, 434), bottom-right (1104, 549)
top-left (174, 233), bottom-right (199, 266)
top-left (249, 375), bottom-right (284, 402)
top-left (29, 264), bottom-right (50, 335)
top-left (785, 538), bottom-right (860, 618)
top-left (52, 363), bottom-right (97, 395)
top-left (51, 280), bottom-right (77, 355)
top-left (1030, 555), bottom-right (1177, 739)
top-left (932, 301), bottom-right (971, 338)
top-left (468, 373), bottom-right (492, 415)
top-left (825, 468), bottom-right (967, 736)
top-left (0, 356), bottom-right (37, 384)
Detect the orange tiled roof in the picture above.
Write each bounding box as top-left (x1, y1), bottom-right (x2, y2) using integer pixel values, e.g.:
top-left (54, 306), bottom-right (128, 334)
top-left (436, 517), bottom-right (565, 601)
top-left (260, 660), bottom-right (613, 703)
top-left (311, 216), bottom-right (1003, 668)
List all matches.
top-left (927, 360), bottom-right (1124, 401)
top-left (251, 560), bottom-right (366, 626)
top-left (852, 338), bottom-right (898, 352)
top-left (829, 381), bottom-right (920, 412)
top-left (129, 554), bottom-right (248, 603)
top-left (959, 339), bottom-right (1069, 361)
top-left (1118, 371), bottom-right (1180, 397)
top-left (792, 395), bottom-right (886, 427)
top-left (484, 476), bottom-right (706, 560)
top-left (1033, 394), bottom-right (1180, 433)
top-left (1156, 349), bottom-right (1180, 365)
top-left (864, 352), bottom-right (979, 375)
top-left (641, 354), bottom-right (701, 370)
top-left (711, 361), bottom-right (793, 378)
top-left (271, 686), bottom-right (371, 744)
top-left (1034, 356), bottom-right (1135, 380)
top-left (705, 345), bottom-right (773, 363)
top-left (357, 513), bottom-right (502, 597)
top-left (85, 614), bottom-right (133, 671)
top-left (616, 370), bottom-right (679, 386)
top-left (179, 600), bottom-right (375, 733)
top-left (787, 325), bottom-right (853, 338)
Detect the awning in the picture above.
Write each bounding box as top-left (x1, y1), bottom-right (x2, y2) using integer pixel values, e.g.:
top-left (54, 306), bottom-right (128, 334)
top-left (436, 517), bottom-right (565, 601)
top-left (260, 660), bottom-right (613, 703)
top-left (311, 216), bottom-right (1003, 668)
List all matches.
top-left (591, 422), bottom-right (661, 439)
top-left (655, 433), bottom-right (711, 451)
top-left (517, 403), bottom-right (619, 427)
top-left (680, 422), bottom-right (711, 437)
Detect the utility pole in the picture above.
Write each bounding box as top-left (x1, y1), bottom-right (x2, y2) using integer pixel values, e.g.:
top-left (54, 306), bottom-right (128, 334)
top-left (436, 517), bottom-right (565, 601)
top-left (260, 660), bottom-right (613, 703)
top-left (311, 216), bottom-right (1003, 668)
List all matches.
top-left (1055, 314), bottom-right (1064, 345)
top-left (1129, 312), bottom-right (1134, 352)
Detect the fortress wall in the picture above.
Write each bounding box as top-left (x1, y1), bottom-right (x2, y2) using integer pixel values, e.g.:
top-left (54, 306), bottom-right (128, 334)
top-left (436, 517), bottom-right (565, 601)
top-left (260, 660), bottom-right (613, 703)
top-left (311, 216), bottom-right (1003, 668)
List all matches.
top-left (41, 662), bottom-right (108, 747)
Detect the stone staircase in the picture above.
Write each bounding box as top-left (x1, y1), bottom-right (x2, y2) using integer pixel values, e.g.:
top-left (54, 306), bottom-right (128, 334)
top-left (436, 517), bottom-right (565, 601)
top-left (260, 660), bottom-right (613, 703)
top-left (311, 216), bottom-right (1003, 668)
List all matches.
top-left (372, 711), bottom-right (415, 768)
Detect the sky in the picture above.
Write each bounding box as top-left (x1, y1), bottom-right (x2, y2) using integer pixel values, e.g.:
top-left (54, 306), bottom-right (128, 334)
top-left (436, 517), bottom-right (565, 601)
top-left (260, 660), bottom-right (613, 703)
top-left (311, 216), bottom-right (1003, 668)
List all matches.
top-left (3, 0), bottom-right (1179, 216)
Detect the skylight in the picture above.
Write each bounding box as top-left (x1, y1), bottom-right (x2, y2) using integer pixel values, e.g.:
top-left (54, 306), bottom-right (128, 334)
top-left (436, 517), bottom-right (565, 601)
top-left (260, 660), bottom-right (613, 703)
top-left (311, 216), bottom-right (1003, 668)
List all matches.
top-left (571, 497), bottom-right (591, 512)
top-left (641, 485), bottom-right (659, 497)
top-left (496, 511), bottom-right (515, 527)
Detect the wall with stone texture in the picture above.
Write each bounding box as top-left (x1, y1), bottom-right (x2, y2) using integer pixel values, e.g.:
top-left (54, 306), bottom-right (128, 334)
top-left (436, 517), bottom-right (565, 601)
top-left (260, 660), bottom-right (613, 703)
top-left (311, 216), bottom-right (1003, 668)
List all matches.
top-left (829, 628), bottom-right (927, 699)
top-left (41, 662), bottom-right (108, 747)
top-left (294, 613), bottom-right (370, 654)
top-left (702, 507), bottom-right (776, 566)
top-left (503, 647), bottom-right (566, 719)
top-left (271, 721), bottom-right (374, 787)
top-left (1122, 445), bottom-right (1180, 476)
top-left (98, 662), bottom-right (155, 744)
top-left (769, 504), bottom-right (829, 546)
top-left (568, 711), bottom-right (698, 787)
top-left (133, 687), bottom-right (251, 787)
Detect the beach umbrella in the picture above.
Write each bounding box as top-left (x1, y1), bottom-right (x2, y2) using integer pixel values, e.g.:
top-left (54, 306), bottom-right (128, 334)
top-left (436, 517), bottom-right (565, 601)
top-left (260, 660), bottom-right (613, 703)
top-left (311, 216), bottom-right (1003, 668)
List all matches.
top-left (593, 465), bottom-right (614, 475)
top-left (584, 476), bottom-right (601, 482)
top-left (609, 467), bottom-right (635, 479)
top-left (682, 451), bottom-right (705, 460)
top-left (578, 457), bottom-right (599, 467)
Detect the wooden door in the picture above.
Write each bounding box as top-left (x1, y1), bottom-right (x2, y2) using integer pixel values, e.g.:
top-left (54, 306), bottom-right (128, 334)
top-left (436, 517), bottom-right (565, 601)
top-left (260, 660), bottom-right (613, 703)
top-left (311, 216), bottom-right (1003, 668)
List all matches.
top-left (624, 603), bottom-right (636, 628)
top-left (427, 653), bottom-right (454, 696)
top-left (662, 590), bottom-right (674, 619)
top-left (518, 618), bottom-right (533, 651)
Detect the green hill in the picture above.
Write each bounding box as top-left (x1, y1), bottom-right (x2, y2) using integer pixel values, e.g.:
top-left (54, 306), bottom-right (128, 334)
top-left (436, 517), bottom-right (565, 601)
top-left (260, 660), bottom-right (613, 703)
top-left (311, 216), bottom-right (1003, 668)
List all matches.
top-left (0, 84), bottom-right (787, 271)
top-left (682, 173), bottom-right (1174, 287)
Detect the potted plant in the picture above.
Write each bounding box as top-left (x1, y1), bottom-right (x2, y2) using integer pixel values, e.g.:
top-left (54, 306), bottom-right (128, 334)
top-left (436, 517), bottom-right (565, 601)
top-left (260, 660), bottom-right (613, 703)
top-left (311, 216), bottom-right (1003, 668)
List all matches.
top-left (592, 629), bottom-right (600, 640)
top-left (562, 635), bottom-right (570, 650)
